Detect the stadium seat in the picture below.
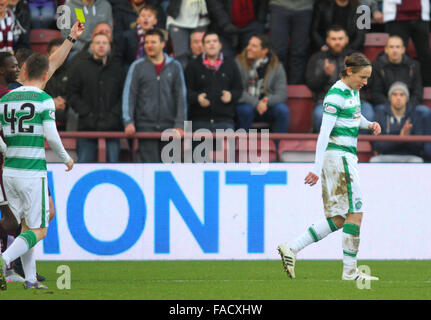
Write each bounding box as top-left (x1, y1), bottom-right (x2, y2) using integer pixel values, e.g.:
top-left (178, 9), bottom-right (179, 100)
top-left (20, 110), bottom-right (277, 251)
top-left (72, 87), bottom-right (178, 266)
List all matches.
top-left (422, 87), bottom-right (431, 109)
top-left (287, 85), bottom-right (314, 133)
top-left (45, 138), bottom-right (77, 162)
top-left (357, 141), bottom-right (373, 162)
top-left (362, 33), bottom-right (388, 61)
top-left (236, 137), bottom-right (277, 162)
top-left (30, 29), bottom-right (62, 54)
top-left (278, 139), bottom-right (316, 162)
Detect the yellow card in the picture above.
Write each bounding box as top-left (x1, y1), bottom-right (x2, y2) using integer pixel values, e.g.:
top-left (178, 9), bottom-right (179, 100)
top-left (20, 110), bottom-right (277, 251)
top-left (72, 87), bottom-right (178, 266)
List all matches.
top-left (75, 8), bottom-right (86, 23)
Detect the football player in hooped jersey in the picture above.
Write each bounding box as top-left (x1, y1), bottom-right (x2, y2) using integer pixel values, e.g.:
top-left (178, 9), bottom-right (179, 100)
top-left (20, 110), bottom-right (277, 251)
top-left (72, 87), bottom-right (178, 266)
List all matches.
top-left (0, 54), bottom-right (74, 290)
top-left (278, 53), bottom-right (382, 281)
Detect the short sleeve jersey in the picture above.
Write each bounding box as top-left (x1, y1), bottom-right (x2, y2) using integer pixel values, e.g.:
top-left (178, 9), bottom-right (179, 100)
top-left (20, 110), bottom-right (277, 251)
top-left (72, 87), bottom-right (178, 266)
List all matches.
top-left (322, 80), bottom-right (362, 157)
top-left (0, 86), bottom-right (56, 178)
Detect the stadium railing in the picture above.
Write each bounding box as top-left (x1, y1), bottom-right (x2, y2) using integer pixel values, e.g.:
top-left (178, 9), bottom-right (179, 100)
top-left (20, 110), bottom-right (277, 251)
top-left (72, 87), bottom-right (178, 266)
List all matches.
top-left (47, 132), bottom-right (431, 163)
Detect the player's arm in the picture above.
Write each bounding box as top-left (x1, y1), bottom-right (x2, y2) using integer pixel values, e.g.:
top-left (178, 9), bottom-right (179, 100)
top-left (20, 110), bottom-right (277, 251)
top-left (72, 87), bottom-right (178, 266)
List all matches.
top-left (47, 21), bottom-right (85, 81)
top-left (360, 114), bottom-right (381, 135)
top-left (42, 101), bottom-right (73, 171)
top-left (305, 105), bottom-right (338, 186)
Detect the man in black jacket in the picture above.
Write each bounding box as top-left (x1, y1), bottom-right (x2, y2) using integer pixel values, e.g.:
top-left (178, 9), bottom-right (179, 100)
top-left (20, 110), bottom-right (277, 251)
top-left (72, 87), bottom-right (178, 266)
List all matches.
top-left (185, 30), bottom-right (242, 132)
top-left (68, 33), bottom-right (125, 163)
top-left (311, 0), bottom-right (365, 53)
top-left (369, 34), bottom-right (431, 120)
top-left (185, 31), bottom-right (242, 162)
top-left (306, 26), bottom-right (374, 132)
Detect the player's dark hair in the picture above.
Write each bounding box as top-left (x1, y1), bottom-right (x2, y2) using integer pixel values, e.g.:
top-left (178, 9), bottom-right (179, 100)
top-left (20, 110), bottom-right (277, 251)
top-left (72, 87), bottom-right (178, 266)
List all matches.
top-left (340, 52), bottom-right (371, 78)
top-left (146, 28), bottom-right (165, 42)
top-left (47, 38), bottom-right (64, 55)
top-left (25, 53), bottom-right (49, 80)
top-left (15, 48), bottom-right (34, 68)
top-left (0, 51), bottom-right (13, 69)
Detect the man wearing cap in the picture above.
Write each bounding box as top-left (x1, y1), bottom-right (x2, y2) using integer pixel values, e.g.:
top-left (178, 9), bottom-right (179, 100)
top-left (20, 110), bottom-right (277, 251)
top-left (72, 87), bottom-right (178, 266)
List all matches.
top-left (370, 81), bottom-right (429, 162)
top-left (369, 34), bottom-right (431, 120)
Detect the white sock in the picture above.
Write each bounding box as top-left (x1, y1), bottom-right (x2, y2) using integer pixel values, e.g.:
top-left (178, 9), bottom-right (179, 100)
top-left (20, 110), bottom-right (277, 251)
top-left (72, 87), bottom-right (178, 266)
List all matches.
top-left (21, 247), bottom-right (37, 283)
top-left (342, 223), bottom-right (360, 274)
top-left (2, 237), bottom-right (29, 265)
top-left (289, 218), bottom-right (338, 254)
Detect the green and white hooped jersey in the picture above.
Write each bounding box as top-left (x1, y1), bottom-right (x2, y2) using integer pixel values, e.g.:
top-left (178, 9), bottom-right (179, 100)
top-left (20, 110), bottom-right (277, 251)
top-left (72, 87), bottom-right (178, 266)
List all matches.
top-left (0, 86), bottom-right (69, 178)
top-left (322, 80), bottom-right (361, 157)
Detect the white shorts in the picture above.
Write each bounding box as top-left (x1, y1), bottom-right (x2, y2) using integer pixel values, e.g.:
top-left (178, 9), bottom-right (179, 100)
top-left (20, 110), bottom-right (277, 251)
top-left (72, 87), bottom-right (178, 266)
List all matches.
top-left (321, 152), bottom-right (363, 219)
top-left (3, 176), bottom-right (49, 229)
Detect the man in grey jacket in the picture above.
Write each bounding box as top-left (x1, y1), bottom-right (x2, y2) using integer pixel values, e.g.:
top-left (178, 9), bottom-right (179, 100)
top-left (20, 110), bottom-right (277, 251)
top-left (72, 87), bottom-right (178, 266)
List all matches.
top-left (235, 34), bottom-right (289, 133)
top-left (61, 0), bottom-right (113, 55)
top-left (122, 28), bottom-right (187, 163)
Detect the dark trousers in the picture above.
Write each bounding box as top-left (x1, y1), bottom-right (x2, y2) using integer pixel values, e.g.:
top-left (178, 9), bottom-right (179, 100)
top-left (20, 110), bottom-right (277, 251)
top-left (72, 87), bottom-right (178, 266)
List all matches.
top-left (386, 20), bottom-right (431, 85)
top-left (137, 127), bottom-right (172, 163)
top-left (191, 120), bottom-right (235, 162)
top-left (269, 6), bottom-right (312, 84)
top-left (77, 138), bottom-right (120, 163)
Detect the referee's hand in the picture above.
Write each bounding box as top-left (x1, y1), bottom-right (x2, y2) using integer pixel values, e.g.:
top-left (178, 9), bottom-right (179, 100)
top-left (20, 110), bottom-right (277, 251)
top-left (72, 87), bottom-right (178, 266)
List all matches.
top-left (304, 172), bottom-right (319, 186)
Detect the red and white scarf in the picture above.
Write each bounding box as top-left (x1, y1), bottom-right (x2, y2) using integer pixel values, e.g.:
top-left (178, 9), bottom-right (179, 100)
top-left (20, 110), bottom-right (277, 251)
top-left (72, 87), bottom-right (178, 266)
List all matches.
top-left (0, 10), bottom-right (13, 53)
top-left (135, 24), bottom-right (146, 59)
top-left (202, 52), bottom-right (224, 71)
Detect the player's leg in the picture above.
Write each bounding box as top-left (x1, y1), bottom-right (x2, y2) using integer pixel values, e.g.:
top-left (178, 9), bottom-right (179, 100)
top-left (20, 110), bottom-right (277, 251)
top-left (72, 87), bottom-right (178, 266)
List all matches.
top-left (20, 220), bottom-right (48, 289)
top-left (1, 176), bottom-right (50, 289)
top-left (278, 156), bottom-right (345, 278)
top-left (339, 156), bottom-right (378, 281)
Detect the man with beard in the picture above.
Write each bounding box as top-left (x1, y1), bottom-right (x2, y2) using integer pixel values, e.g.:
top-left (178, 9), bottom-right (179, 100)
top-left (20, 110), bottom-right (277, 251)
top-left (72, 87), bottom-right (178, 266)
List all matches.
top-left (306, 25), bottom-right (374, 132)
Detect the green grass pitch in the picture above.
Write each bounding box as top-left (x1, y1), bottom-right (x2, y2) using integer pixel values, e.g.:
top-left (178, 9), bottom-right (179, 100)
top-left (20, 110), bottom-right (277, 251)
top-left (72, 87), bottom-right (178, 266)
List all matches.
top-left (1, 260), bottom-right (430, 300)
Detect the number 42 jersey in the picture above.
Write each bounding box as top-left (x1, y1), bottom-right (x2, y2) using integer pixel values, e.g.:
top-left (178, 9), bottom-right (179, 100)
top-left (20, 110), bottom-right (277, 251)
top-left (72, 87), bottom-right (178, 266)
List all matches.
top-left (0, 86), bottom-right (70, 178)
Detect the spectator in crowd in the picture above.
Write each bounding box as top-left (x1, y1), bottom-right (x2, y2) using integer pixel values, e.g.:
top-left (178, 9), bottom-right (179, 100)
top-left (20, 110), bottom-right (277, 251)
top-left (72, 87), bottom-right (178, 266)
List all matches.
top-left (363, 0), bottom-right (383, 25)
top-left (68, 33), bottom-right (124, 162)
top-left (112, 0), bottom-right (165, 45)
top-left (370, 81), bottom-right (427, 163)
top-left (311, 0), bottom-right (365, 53)
top-left (235, 34), bottom-right (290, 135)
top-left (166, 0), bottom-right (210, 59)
top-left (61, 0), bottom-right (113, 55)
top-left (7, 46), bottom-right (31, 88)
top-left (0, 0), bottom-right (29, 53)
top-left (206, 0), bottom-right (268, 60)
top-left (27, 0), bottom-right (55, 28)
top-left (122, 28), bottom-right (186, 163)
top-left (116, 4), bottom-right (158, 69)
top-left (268, 0), bottom-right (313, 84)
top-left (45, 39), bottom-right (69, 131)
top-left (8, 0), bottom-right (31, 50)
top-left (68, 21), bottom-right (112, 68)
top-left (369, 34), bottom-right (431, 119)
top-left (176, 27), bottom-right (205, 70)
top-left (306, 25), bottom-right (374, 132)
top-left (383, 0), bottom-right (431, 86)
top-left (185, 30), bottom-right (242, 133)
top-left (0, 51), bottom-right (18, 96)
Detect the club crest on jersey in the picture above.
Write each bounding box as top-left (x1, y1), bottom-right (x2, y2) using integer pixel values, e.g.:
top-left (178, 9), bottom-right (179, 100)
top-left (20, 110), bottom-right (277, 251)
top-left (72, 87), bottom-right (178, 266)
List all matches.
top-left (346, 99), bottom-right (355, 107)
top-left (324, 103), bottom-right (337, 114)
top-left (353, 107), bottom-right (361, 119)
top-left (49, 110), bottom-right (56, 120)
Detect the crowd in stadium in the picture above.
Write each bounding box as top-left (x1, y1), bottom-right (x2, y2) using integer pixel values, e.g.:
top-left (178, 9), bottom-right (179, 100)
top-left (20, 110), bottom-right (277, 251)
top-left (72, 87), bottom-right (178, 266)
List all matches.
top-left (1, 0), bottom-right (431, 163)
